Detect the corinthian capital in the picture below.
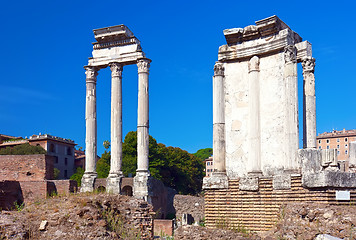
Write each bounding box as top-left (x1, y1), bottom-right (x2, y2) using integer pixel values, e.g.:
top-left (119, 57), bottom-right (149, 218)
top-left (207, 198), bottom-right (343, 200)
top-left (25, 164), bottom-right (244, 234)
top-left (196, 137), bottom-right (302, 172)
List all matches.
top-left (302, 57), bottom-right (316, 73)
top-left (109, 62), bottom-right (123, 78)
top-left (214, 62), bottom-right (224, 76)
top-left (284, 45), bottom-right (297, 64)
top-left (248, 56), bottom-right (260, 72)
top-left (137, 58), bottom-right (151, 73)
top-left (84, 66), bottom-right (98, 83)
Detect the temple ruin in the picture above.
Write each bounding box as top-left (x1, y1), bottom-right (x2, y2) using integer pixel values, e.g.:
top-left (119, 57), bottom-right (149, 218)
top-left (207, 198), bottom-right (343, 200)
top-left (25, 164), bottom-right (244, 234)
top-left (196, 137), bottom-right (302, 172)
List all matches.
top-left (81, 25), bottom-right (152, 200)
top-left (203, 15), bottom-right (356, 231)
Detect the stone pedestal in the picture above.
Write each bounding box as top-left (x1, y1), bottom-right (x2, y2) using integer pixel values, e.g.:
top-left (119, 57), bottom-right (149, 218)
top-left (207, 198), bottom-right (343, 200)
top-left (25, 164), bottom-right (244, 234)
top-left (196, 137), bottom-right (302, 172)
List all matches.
top-left (81, 172), bottom-right (97, 192)
top-left (106, 173), bottom-right (123, 194)
top-left (203, 171), bottom-right (228, 189)
top-left (133, 171), bottom-right (152, 202)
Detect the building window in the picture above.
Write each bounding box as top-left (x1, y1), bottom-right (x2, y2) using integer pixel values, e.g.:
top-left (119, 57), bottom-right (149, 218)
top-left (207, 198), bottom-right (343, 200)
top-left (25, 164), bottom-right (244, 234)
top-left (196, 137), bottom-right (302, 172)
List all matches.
top-left (54, 156), bottom-right (58, 164)
top-left (64, 170), bottom-right (68, 178)
top-left (50, 143), bottom-right (55, 153)
top-left (207, 162), bottom-right (210, 166)
top-left (326, 140), bottom-right (329, 144)
top-left (345, 150), bottom-right (348, 155)
top-left (65, 158), bottom-right (68, 165)
top-left (337, 145), bottom-right (340, 149)
top-left (319, 146), bottom-right (321, 149)
top-left (318, 140), bottom-right (321, 144)
top-left (345, 138), bottom-right (348, 142)
top-left (345, 144), bottom-right (348, 148)
top-left (327, 146), bottom-right (329, 149)
top-left (211, 162), bottom-right (213, 165)
top-left (337, 151), bottom-right (340, 155)
top-left (337, 138), bottom-right (340, 142)
top-left (67, 147), bottom-right (72, 156)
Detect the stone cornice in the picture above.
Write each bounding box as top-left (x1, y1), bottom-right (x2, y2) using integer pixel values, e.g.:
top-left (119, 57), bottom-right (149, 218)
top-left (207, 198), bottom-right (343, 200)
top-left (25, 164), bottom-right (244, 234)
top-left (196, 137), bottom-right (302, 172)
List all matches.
top-left (219, 28), bottom-right (298, 61)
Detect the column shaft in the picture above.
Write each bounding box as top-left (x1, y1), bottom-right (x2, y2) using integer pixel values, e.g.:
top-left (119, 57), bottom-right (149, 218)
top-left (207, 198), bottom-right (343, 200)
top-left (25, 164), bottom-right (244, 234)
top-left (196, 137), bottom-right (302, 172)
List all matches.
top-left (248, 56), bottom-right (261, 173)
top-left (137, 59), bottom-right (151, 173)
top-left (110, 62), bottom-right (123, 174)
top-left (302, 57), bottom-right (317, 148)
top-left (283, 46), bottom-right (299, 170)
top-left (213, 62), bottom-right (226, 173)
top-left (85, 67), bottom-right (98, 173)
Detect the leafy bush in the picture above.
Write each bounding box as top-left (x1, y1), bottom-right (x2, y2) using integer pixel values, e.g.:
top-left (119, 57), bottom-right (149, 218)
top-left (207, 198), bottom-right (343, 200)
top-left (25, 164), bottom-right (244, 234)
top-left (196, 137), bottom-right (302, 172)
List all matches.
top-left (0, 143), bottom-right (46, 155)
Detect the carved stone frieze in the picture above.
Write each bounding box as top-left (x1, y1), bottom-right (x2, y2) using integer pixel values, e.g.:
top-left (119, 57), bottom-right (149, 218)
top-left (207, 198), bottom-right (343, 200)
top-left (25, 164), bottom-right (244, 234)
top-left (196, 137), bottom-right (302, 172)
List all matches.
top-left (214, 62), bottom-right (224, 76)
top-left (109, 62), bottom-right (123, 78)
top-left (137, 59), bottom-right (151, 73)
top-left (284, 45), bottom-right (297, 64)
top-left (248, 56), bottom-right (260, 72)
top-left (302, 57), bottom-right (316, 73)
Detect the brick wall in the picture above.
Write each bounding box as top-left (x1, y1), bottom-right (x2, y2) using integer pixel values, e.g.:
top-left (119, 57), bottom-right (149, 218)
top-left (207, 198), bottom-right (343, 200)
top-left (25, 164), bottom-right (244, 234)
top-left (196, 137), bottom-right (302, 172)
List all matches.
top-left (0, 180), bottom-right (23, 210)
top-left (0, 154), bottom-right (54, 181)
top-left (205, 176), bottom-right (356, 232)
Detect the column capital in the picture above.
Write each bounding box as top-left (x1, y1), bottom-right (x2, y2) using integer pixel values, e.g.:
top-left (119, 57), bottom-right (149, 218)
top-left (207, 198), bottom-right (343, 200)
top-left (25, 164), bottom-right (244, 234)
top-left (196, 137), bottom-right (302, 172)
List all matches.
top-left (137, 58), bottom-right (151, 74)
top-left (109, 62), bottom-right (123, 78)
top-left (214, 62), bottom-right (224, 76)
top-left (84, 66), bottom-right (98, 83)
top-left (284, 45), bottom-right (297, 64)
top-left (302, 57), bottom-right (316, 73)
top-left (248, 56), bottom-right (260, 72)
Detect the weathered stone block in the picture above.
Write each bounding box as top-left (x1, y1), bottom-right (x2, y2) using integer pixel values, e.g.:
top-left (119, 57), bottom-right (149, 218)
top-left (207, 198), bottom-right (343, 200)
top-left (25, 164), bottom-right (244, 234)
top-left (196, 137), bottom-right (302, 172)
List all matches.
top-left (202, 172), bottom-right (228, 189)
top-left (272, 174), bottom-right (291, 190)
top-left (239, 176), bottom-right (259, 191)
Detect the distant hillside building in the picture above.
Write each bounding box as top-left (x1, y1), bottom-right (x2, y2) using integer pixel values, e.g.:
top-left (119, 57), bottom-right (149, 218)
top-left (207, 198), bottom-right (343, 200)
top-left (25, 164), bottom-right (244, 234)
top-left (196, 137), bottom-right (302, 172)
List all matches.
top-left (205, 156), bottom-right (214, 177)
top-left (317, 129), bottom-right (356, 161)
top-left (0, 134), bottom-right (76, 179)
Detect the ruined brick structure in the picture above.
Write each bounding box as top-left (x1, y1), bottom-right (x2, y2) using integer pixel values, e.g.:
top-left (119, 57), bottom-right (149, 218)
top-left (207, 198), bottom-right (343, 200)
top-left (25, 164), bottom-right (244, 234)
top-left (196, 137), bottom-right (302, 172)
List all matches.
top-left (0, 154), bottom-right (77, 210)
top-left (203, 16), bottom-right (356, 232)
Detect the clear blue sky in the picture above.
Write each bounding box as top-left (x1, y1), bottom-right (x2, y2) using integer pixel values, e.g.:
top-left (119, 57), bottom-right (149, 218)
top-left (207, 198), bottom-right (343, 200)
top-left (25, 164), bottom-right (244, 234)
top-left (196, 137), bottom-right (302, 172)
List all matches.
top-left (1, 0), bottom-right (355, 155)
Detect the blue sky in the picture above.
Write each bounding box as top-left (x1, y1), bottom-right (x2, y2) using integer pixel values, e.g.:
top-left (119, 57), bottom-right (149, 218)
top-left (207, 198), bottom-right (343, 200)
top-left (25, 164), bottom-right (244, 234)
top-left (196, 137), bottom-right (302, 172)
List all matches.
top-left (0, 0), bottom-right (355, 155)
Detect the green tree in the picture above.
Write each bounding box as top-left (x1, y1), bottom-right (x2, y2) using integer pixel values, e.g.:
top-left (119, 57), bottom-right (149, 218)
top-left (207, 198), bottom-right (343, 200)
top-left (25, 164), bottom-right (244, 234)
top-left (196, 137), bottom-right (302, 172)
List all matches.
top-left (194, 148), bottom-right (213, 161)
top-left (0, 143), bottom-right (46, 155)
top-left (96, 151), bottom-right (110, 178)
top-left (54, 168), bottom-right (60, 179)
top-left (70, 167), bottom-right (84, 186)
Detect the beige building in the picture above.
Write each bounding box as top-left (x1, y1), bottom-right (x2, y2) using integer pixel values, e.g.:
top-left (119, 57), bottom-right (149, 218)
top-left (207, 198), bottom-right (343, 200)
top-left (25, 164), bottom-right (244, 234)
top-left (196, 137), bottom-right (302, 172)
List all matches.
top-left (204, 156), bottom-right (214, 177)
top-left (317, 129), bottom-right (356, 161)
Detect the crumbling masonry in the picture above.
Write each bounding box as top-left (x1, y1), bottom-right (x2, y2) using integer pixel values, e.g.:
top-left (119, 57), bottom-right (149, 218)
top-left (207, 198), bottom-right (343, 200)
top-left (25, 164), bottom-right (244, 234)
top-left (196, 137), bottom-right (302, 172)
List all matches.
top-left (203, 16), bottom-right (356, 232)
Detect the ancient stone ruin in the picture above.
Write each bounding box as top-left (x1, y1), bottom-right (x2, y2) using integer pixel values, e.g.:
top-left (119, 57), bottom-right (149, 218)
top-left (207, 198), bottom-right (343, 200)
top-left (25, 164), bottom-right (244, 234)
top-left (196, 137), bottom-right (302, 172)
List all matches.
top-left (203, 15), bottom-right (356, 232)
top-left (81, 25), bottom-right (152, 201)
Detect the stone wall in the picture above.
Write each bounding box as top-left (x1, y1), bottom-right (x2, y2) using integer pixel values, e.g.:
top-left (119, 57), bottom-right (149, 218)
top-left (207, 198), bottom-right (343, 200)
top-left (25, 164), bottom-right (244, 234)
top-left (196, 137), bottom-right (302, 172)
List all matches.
top-left (0, 154), bottom-right (54, 181)
top-left (174, 194), bottom-right (204, 224)
top-left (205, 176), bottom-right (356, 232)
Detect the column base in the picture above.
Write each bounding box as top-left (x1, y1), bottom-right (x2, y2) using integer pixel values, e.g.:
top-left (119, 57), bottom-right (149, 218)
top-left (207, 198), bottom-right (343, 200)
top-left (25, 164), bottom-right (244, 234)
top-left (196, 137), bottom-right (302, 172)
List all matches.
top-left (80, 172), bottom-right (97, 192)
top-left (133, 171), bottom-right (152, 203)
top-left (106, 172), bottom-right (124, 194)
top-left (203, 171), bottom-right (228, 189)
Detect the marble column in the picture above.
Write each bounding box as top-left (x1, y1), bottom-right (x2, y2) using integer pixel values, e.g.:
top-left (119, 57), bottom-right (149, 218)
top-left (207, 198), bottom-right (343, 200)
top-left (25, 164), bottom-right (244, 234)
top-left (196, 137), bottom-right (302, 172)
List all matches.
top-left (284, 45), bottom-right (299, 170)
top-left (81, 66), bottom-right (98, 192)
top-left (106, 62), bottom-right (124, 194)
top-left (134, 58), bottom-right (152, 200)
top-left (302, 57), bottom-right (316, 149)
top-left (248, 56), bottom-right (262, 174)
top-left (213, 62), bottom-right (226, 174)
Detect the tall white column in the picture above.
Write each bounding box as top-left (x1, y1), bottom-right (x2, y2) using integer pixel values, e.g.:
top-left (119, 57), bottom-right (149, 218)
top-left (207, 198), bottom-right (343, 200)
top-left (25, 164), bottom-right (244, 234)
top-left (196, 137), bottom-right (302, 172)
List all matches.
top-left (248, 56), bottom-right (262, 174)
top-left (134, 58), bottom-right (152, 200)
top-left (284, 45), bottom-right (299, 170)
top-left (302, 57), bottom-right (316, 149)
top-left (106, 62), bottom-right (124, 193)
top-left (81, 66), bottom-right (98, 192)
top-left (203, 62), bottom-right (228, 189)
top-left (213, 62), bottom-right (226, 173)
